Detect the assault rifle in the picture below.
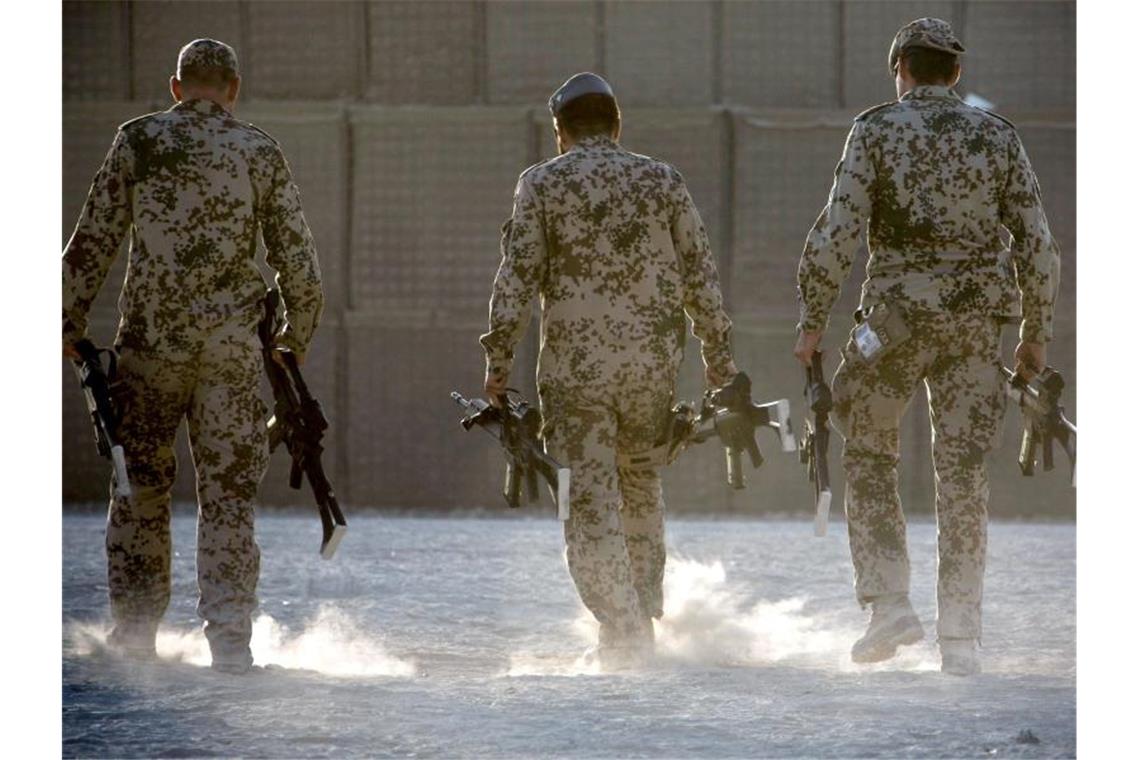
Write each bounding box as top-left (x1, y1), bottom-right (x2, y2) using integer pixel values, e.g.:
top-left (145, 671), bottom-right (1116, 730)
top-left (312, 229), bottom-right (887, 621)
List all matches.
top-left (622, 372), bottom-right (796, 489)
top-left (1002, 366), bottom-right (1076, 487)
top-left (451, 390), bottom-right (571, 520)
top-left (71, 339), bottom-right (131, 499)
top-left (259, 289), bottom-right (347, 559)
top-left (798, 351), bottom-right (832, 536)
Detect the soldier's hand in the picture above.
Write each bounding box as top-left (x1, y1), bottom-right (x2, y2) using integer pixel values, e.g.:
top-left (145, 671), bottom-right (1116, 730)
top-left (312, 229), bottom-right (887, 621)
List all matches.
top-left (485, 367), bottom-right (508, 408)
top-left (63, 342), bottom-right (80, 360)
top-left (1014, 341), bottom-right (1046, 380)
top-left (271, 346), bottom-right (304, 368)
top-left (706, 360), bottom-right (739, 390)
top-left (794, 329), bottom-right (823, 366)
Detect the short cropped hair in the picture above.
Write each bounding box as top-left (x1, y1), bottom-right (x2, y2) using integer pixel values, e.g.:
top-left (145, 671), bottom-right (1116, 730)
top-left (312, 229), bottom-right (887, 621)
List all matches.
top-left (900, 47), bottom-right (959, 85)
top-left (556, 93), bottom-right (621, 140)
top-left (178, 65), bottom-right (238, 89)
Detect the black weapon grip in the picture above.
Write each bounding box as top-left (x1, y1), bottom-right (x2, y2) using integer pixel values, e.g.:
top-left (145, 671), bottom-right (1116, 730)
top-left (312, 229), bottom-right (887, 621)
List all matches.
top-left (727, 448), bottom-right (744, 489)
top-left (504, 460), bottom-right (522, 508)
top-left (744, 435), bottom-right (763, 469)
top-left (1018, 426), bottom-right (1037, 476)
top-left (525, 465), bottom-right (540, 503)
top-left (1042, 429), bottom-right (1055, 472)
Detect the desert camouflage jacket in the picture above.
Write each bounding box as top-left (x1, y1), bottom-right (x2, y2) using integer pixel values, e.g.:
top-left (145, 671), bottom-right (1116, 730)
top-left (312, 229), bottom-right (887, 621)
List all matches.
top-left (62, 98), bottom-right (323, 356)
top-left (797, 85), bottom-right (1061, 342)
top-left (481, 135), bottom-right (734, 388)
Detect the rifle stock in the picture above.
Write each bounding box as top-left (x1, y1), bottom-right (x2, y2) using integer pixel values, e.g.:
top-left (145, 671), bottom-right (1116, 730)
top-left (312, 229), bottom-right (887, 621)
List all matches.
top-left (260, 289), bottom-right (347, 558)
top-left (71, 338), bottom-right (131, 499)
top-left (1002, 366), bottom-right (1077, 488)
top-left (799, 351), bottom-right (833, 536)
top-left (451, 390), bottom-right (571, 520)
top-left (627, 372), bottom-right (795, 490)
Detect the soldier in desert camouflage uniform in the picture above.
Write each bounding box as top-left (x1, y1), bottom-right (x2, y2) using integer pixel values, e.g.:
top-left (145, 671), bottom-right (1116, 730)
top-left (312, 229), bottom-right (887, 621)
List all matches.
top-left (793, 19), bottom-right (1060, 675)
top-left (62, 39), bottom-right (323, 673)
top-left (481, 73), bottom-right (737, 668)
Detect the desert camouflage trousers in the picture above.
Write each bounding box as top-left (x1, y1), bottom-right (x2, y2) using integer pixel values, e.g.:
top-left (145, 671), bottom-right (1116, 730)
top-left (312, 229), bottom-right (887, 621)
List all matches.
top-left (106, 310), bottom-right (269, 665)
top-left (831, 310), bottom-right (1006, 640)
top-left (540, 376), bottom-right (675, 652)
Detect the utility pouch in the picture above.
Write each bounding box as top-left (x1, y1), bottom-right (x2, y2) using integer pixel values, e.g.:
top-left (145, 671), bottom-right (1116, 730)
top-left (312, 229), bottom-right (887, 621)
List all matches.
top-left (851, 303), bottom-right (911, 364)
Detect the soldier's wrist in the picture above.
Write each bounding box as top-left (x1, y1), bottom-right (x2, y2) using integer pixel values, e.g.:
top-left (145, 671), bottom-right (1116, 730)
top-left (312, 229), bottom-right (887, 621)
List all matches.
top-left (1018, 323), bottom-right (1052, 344)
top-left (797, 315), bottom-right (828, 334)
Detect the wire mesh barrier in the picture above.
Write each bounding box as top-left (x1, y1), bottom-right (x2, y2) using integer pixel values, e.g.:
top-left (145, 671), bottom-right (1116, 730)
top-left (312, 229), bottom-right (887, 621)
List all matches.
top-left (603, 1), bottom-right (716, 107)
top-left (366, 1), bottom-right (481, 105)
top-left (343, 317), bottom-right (506, 509)
top-left (245, 1), bottom-right (362, 100)
top-left (62, 0), bottom-right (130, 101)
top-left (722, 1), bottom-right (842, 108)
top-left (963, 1), bottom-right (1076, 111)
top-left (349, 106), bottom-right (530, 320)
top-left (486, 1), bottom-right (599, 104)
top-left (61, 0), bottom-right (1076, 517)
top-left (731, 115), bottom-right (853, 321)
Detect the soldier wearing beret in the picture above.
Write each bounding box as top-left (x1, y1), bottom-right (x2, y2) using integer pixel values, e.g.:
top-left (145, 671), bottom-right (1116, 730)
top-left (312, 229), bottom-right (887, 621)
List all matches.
top-left (62, 39), bottom-right (324, 673)
top-left (481, 73), bottom-right (738, 669)
top-left (793, 18), bottom-right (1061, 675)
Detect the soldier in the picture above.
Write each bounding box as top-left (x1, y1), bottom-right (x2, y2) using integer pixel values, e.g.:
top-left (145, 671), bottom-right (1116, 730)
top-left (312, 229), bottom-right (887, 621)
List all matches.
top-left (62, 39), bottom-right (323, 673)
top-left (793, 19), bottom-right (1060, 675)
top-left (480, 73), bottom-right (738, 669)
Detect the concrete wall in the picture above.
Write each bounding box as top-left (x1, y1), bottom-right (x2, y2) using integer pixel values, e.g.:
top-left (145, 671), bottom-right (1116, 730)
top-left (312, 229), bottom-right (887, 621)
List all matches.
top-left (62, 1), bottom-right (1076, 519)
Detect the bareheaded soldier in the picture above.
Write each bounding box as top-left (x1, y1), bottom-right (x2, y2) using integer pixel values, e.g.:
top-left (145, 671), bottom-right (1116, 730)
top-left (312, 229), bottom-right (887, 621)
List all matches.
top-left (62, 39), bottom-right (323, 673)
top-left (481, 73), bottom-right (737, 668)
top-left (793, 18), bottom-right (1060, 675)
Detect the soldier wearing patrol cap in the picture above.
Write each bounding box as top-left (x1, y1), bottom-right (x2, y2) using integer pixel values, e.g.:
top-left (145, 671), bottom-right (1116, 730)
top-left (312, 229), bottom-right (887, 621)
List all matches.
top-left (793, 18), bottom-right (1060, 675)
top-left (62, 38), bottom-right (324, 673)
top-left (481, 72), bottom-right (738, 669)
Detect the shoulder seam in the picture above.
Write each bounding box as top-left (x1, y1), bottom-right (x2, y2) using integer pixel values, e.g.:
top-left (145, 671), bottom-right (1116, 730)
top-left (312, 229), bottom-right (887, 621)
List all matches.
top-left (241, 121), bottom-right (281, 145)
top-left (974, 107), bottom-right (1017, 130)
top-left (117, 110), bottom-right (164, 131)
top-left (853, 101), bottom-right (895, 122)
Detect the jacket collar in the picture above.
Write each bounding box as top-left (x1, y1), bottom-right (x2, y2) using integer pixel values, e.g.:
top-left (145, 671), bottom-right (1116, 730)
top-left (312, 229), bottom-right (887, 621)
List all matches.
top-left (569, 134), bottom-right (618, 152)
top-left (900, 85), bottom-right (960, 102)
top-left (171, 98), bottom-right (231, 116)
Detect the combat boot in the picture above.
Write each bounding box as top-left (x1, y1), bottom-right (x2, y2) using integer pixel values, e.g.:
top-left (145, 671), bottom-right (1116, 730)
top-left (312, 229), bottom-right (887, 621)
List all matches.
top-left (851, 593), bottom-right (924, 664)
top-left (107, 620), bottom-right (158, 660)
top-left (205, 621), bottom-right (254, 675)
top-left (939, 637), bottom-right (981, 676)
top-left (593, 616), bottom-right (655, 671)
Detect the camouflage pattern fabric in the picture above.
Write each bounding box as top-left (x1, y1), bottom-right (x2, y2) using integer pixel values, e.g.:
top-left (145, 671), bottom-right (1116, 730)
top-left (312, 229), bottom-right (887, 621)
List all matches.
top-left (62, 98), bottom-right (323, 357)
top-left (797, 85), bottom-right (1060, 343)
top-left (887, 18), bottom-right (966, 75)
top-left (831, 312), bottom-right (1005, 640)
top-left (481, 135), bottom-right (734, 654)
top-left (543, 381), bottom-right (673, 653)
top-left (797, 83), bottom-right (1061, 643)
top-left (107, 313), bottom-right (268, 667)
top-left (62, 97), bottom-right (323, 665)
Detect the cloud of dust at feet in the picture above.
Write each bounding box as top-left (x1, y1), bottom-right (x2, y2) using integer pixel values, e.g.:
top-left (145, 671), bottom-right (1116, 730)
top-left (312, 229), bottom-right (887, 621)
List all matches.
top-left (65, 605), bottom-right (417, 678)
top-left (510, 556), bottom-right (941, 676)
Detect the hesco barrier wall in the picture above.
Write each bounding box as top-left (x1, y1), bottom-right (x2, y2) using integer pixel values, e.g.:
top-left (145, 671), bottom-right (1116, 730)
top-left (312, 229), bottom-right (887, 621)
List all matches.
top-left (62, 1), bottom-right (1076, 518)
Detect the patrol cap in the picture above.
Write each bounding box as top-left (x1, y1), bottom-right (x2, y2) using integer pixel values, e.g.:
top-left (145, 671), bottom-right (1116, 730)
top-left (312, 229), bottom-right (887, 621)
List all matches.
top-left (888, 18), bottom-right (965, 75)
top-left (177, 38), bottom-right (239, 80)
top-left (548, 72), bottom-right (616, 116)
